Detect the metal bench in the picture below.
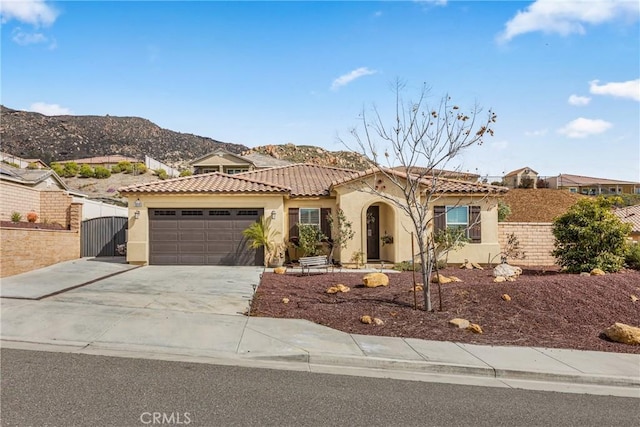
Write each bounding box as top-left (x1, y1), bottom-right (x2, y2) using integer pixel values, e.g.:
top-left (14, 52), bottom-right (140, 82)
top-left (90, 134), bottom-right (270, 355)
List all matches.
top-left (299, 255), bottom-right (332, 275)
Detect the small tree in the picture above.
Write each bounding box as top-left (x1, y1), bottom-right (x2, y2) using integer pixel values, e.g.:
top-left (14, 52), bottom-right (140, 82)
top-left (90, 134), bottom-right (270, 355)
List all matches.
top-left (297, 224), bottom-right (327, 257)
top-left (242, 216), bottom-right (280, 268)
top-left (552, 197), bottom-right (631, 273)
top-left (497, 200), bottom-right (511, 222)
top-left (518, 176), bottom-right (534, 189)
top-left (326, 208), bottom-right (355, 261)
top-left (94, 166), bottom-right (111, 179)
top-left (342, 79), bottom-right (497, 311)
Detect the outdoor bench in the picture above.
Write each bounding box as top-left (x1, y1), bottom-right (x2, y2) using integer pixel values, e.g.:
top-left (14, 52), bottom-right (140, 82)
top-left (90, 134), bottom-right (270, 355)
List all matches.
top-left (299, 255), bottom-right (332, 275)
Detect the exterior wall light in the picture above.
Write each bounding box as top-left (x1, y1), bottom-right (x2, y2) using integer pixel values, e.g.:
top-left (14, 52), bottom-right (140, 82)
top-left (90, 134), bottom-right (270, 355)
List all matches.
top-left (134, 198), bottom-right (142, 208)
top-left (134, 210), bottom-right (141, 219)
top-left (271, 210), bottom-right (276, 220)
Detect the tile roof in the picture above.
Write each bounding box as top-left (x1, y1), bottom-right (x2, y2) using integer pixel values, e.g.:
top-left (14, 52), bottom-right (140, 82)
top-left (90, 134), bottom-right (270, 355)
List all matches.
top-left (241, 152), bottom-right (294, 168)
top-left (555, 174), bottom-right (640, 186)
top-left (0, 163), bottom-right (69, 190)
top-left (332, 167), bottom-right (508, 194)
top-left (118, 172), bottom-right (290, 194)
top-left (61, 155), bottom-right (141, 164)
top-left (614, 205), bottom-right (640, 233)
top-left (504, 166), bottom-right (537, 177)
top-left (237, 164), bottom-right (357, 196)
top-left (391, 166), bottom-right (480, 180)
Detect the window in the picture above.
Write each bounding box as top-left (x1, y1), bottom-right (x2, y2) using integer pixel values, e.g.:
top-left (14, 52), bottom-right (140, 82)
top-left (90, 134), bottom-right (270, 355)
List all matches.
top-left (569, 188), bottom-right (577, 193)
top-left (225, 168), bottom-right (249, 175)
top-left (434, 205), bottom-right (481, 243)
top-left (299, 208), bottom-right (321, 227)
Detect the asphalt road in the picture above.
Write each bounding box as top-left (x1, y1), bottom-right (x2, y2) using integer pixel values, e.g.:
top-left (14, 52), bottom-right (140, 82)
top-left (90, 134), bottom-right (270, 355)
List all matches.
top-left (1, 349), bottom-right (638, 427)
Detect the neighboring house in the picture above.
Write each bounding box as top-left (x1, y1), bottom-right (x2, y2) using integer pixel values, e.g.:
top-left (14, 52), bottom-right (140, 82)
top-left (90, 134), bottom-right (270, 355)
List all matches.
top-left (503, 167), bottom-right (538, 189)
top-left (119, 163), bottom-right (506, 267)
top-left (0, 163), bottom-right (69, 194)
top-left (189, 149), bottom-right (292, 175)
top-left (391, 166), bottom-right (480, 182)
top-left (1, 152), bottom-right (49, 169)
top-left (548, 174), bottom-right (640, 195)
top-left (58, 155), bottom-right (141, 168)
top-left (614, 205), bottom-right (640, 242)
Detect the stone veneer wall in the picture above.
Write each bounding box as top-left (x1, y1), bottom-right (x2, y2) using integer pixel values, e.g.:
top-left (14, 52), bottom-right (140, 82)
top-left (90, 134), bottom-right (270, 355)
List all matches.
top-left (0, 203), bottom-right (82, 278)
top-left (498, 222), bottom-right (556, 266)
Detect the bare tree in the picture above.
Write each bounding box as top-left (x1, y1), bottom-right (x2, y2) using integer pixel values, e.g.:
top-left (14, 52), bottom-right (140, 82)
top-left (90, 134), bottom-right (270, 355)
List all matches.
top-left (340, 80), bottom-right (497, 311)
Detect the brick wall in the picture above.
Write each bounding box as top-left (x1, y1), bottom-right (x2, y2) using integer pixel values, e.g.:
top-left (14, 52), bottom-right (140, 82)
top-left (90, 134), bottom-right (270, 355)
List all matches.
top-left (0, 228), bottom-right (80, 277)
top-left (0, 181), bottom-right (41, 221)
top-left (40, 191), bottom-right (74, 227)
top-left (498, 222), bottom-right (556, 266)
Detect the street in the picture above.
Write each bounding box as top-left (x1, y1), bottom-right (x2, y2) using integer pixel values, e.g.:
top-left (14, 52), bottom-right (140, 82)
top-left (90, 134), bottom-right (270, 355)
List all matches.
top-left (1, 349), bottom-right (638, 427)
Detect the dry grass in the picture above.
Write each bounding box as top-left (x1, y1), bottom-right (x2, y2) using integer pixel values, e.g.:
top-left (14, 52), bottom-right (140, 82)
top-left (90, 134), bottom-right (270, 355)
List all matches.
top-left (502, 189), bottom-right (586, 222)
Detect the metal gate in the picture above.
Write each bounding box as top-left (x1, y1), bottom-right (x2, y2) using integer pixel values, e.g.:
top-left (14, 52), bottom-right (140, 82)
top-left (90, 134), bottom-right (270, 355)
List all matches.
top-left (81, 216), bottom-right (128, 257)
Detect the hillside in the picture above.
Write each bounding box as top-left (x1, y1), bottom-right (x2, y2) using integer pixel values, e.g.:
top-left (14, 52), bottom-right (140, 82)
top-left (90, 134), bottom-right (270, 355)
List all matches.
top-left (0, 105), bottom-right (247, 165)
top-left (243, 144), bottom-right (372, 171)
top-left (502, 189), bottom-right (587, 222)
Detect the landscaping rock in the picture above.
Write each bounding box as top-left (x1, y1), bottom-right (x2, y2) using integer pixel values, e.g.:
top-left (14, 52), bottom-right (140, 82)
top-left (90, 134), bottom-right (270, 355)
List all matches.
top-left (493, 276), bottom-right (506, 283)
top-left (603, 322), bottom-right (640, 346)
top-left (409, 284), bottom-right (424, 292)
top-left (501, 294), bottom-right (511, 301)
top-left (472, 263), bottom-right (484, 270)
top-left (467, 323), bottom-right (483, 334)
top-left (449, 318), bottom-right (470, 329)
top-left (580, 272), bottom-right (591, 277)
top-left (274, 267), bottom-right (287, 274)
top-left (631, 295), bottom-right (638, 302)
top-left (493, 263), bottom-right (522, 278)
top-left (282, 298), bottom-right (290, 304)
top-left (373, 318), bottom-right (384, 326)
top-left (360, 315), bottom-right (373, 324)
top-left (591, 268), bottom-right (605, 276)
top-left (362, 272), bottom-right (389, 287)
top-left (327, 284), bottom-right (350, 294)
top-left (431, 274), bottom-right (452, 284)
top-left (449, 275), bottom-right (462, 282)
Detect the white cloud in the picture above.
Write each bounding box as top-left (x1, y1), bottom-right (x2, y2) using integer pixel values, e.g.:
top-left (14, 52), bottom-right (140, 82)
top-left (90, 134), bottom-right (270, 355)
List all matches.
top-left (490, 140), bottom-right (509, 150)
top-left (557, 117), bottom-right (612, 138)
top-left (568, 94), bottom-right (591, 106)
top-left (12, 27), bottom-right (47, 45)
top-left (589, 79), bottom-right (640, 101)
top-left (0, 0), bottom-right (58, 26)
top-left (524, 128), bottom-right (548, 137)
top-left (30, 102), bottom-right (72, 116)
top-left (331, 67), bottom-right (377, 91)
top-left (373, 11), bottom-right (382, 18)
top-left (415, 0), bottom-right (448, 6)
top-left (497, 0), bottom-right (639, 43)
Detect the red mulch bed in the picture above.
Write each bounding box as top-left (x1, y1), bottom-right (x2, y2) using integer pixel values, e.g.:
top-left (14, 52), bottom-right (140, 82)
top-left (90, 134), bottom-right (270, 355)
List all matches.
top-left (251, 267), bottom-right (640, 354)
top-left (1, 221), bottom-right (66, 230)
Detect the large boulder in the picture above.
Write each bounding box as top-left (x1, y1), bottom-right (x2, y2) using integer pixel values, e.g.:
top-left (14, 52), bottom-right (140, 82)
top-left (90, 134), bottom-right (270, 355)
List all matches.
top-left (362, 272), bottom-right (389, 288)
top-left (603, 323), bottom-right (640, 346)
top-left (449, 318), bottom-right (470, 329)
top-left (431, 274), bottom-right (452, 284)
top-left (493, 263), bottom-right (522, 279)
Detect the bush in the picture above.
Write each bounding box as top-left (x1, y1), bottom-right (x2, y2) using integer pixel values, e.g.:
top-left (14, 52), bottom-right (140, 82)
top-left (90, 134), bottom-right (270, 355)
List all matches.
top-left (62, 162), bottom-right (80, 178)
top-left (50, 162), bottom-right (64, 176)
top-left (497, 200), bottom-right (511, 222)
top-left (180, 169), bottom-right (193, 177)
top-left (111, 165), bottom-right (122, 173)
top-left (117, 161), bottom-right (133, 174)
top-left (297, 224), bottom-right (326, 257)
top-left (626, 243), bottom-right (640, 270)
top-left (133, 162), bottom-right (147, 174)
top-left (78, 164), bottom-right (95, 178)
top-left (26, 162), bottom-right (39, 170)
top-left (94, 166), bottom-right (111, 179)
top-left (155, 169), bottom-right (168, 180)
top-left (552, 197), bottom-right (631, 273)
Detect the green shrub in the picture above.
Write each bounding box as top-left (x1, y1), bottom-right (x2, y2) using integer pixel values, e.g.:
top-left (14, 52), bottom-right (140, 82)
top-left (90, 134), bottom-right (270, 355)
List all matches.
top-left (50, 162), bottom-right (64, 176)
top-left (155, 169), bottom-right (168, 180)
top-left (498, 200), bottom-right (511, 222)
top-left (62, 162), bottom-right (80, 178)
top-left (117, 161), bottom-right (133, 174)
top-left (11, 212), bottom-right (22, 222)
top-left (552, 197), bottom-right (631, 273)
top-left (625, 243), bottom-right (640, 270)
top-left (297, 224), bottom-right (326, 257)
top-left (111, 165), bottom-right (122, 173)
top-left (78, 164), bottom-right (95, 178)
top-left (26, 162), bottom-right (39, 169)
top-left (180, 169), bottom-right (193, 177)
top-left (133, 162), bottom-right (147, 174)
top-left (94, 166), bottom-right (111, 179)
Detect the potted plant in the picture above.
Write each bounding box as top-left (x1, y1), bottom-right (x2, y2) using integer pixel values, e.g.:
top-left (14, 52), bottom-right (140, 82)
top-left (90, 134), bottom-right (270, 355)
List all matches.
top-left (268, 241), bottom-right (287, 267)
top-left (11, 212), bottom-right (22, 222)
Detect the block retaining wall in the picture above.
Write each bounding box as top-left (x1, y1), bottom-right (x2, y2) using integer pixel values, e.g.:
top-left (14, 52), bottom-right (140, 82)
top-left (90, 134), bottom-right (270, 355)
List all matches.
top-left (498, 222), bottom-right (556, 266)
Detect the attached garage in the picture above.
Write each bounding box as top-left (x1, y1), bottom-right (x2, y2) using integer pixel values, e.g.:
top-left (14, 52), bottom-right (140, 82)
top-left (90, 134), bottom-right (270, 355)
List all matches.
top-left (149, 208), bottom-right (263, 266)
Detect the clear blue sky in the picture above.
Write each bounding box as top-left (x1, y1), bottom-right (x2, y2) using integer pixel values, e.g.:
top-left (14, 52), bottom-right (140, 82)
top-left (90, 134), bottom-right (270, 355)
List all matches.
top-left (2, 1), bottom-right (639, 181)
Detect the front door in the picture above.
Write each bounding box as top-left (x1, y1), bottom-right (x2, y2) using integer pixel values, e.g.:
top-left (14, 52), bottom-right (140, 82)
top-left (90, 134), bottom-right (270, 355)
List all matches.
top-left (366, 206), bottom-right (380, 260)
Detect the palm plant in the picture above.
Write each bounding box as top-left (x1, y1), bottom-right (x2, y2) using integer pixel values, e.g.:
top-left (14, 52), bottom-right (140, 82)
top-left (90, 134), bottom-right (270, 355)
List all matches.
top-left (242, 216), bottom-right (280, 268)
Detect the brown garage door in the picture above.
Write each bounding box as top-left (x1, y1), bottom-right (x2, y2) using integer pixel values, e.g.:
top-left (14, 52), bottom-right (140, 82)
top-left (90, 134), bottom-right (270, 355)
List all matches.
top-left (149, 208), bottom-right (264, 265)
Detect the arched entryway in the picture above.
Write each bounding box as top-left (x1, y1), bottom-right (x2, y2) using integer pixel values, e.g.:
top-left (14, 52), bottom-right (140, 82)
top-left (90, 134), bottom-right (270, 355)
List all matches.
top-left (364, 202), bottom-right (396, 262)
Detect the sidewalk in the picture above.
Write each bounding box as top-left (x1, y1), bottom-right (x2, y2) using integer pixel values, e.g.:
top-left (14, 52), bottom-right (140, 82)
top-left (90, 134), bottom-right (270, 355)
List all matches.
top-left (1, 262), bottom-right (638, 398)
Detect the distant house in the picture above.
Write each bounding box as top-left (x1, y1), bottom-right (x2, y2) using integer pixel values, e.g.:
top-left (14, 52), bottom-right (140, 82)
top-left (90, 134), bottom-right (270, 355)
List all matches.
top-left (503, 167), bottom-right (538, 189)
top-left (0, 163), bottom-right (69, 193)
top-left (1, 152), bottom-right (48, 169)
top-left (548, 174), bottom-right (640, 195)
top-left (391, 166), bottom-right (480, 182)
top-left (58, 155), bottom-right (141, 168)
top-left (614, 205), bottom-right (640, 242)
top-left (189, 149), bottom-right (292, 175)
